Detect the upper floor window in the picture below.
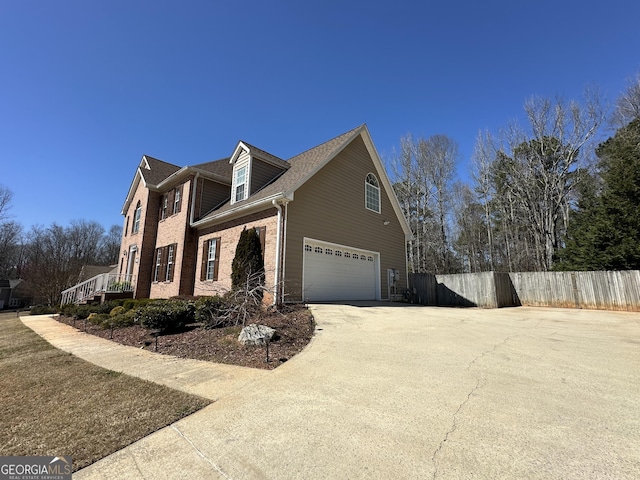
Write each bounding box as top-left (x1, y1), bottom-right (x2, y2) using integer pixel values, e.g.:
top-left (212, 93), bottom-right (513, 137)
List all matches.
top-left (133, 201), bottom-right (141, 233)
top-left (233, 165), bottom-right (248, 203)
top-left (365, 173), bottom-right (380, 213)
top-left (160, 194), bottom-right (169, 220)
top-left (173, 186), bottom-right (182, 215)
top-left (160, 185), bottom-right (183, 221)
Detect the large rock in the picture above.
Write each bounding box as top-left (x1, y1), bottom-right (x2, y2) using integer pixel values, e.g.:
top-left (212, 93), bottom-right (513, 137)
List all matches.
top-left (238, 324), bottom-right (276, 346)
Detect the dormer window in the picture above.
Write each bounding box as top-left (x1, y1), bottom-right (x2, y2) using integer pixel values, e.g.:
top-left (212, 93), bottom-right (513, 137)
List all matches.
top-left (234, 165), bottom-right (248, 202)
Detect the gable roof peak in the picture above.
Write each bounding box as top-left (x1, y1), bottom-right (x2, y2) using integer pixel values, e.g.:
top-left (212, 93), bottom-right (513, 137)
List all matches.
top-left (229, 140), bottom-right (289, 170)
top-left (287, 124), bottom-right (366, 162)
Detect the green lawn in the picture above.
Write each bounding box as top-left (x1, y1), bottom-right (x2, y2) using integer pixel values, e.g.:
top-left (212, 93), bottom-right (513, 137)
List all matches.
top-left (0, 312), bottom-right (211, 471)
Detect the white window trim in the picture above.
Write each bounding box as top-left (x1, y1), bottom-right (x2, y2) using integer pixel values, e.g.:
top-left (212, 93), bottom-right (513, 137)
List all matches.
top-left (154, 249), bottom-right (162, 282)
top-left (365, 173), bottom-right (381, 213)
top-left (161, 194), bottom-right (168, 220)
top-left (133, 202), bottom-right (142, 233)
top-left (232, 163), bottom-right (249, 204)
top-left (166, 244), bottom-right (175, 282)
top-left (206, 239), bottom-right (217, 281)
top-left (173, 187), bottom-right (181, 214)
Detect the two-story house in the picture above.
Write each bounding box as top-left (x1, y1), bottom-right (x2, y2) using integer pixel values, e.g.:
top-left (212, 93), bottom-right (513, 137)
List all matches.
top-left (117, 125), bottom-right (411, 303)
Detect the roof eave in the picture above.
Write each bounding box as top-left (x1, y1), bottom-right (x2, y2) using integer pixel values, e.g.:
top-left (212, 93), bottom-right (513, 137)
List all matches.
top-left (359, 126), bottom-right (413, 239)
top-left (121, 168), bottom-right (145, 215)
top-left (192, 192), bottom-right (293, 228)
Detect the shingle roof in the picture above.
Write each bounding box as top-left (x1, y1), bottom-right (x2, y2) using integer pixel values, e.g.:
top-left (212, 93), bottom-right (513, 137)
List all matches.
top-left (78, 265), bottom-right (117, 282)
top-left (238, 142), bottom-right (289, 169)
top-left (140, 155), bottom-right (182, 186)
top-left (191, 158), bottom-right (233, 181)
top-left (197, 125), bottom-right (364, 220)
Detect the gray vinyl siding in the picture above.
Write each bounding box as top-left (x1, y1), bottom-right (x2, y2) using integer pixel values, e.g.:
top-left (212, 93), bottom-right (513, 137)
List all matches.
top-left (198, 178), bottom-right (230, 218)
top-left (250, 159), bottom-right (286, 195)
top-left (284, 135), bottom-right (407, 301)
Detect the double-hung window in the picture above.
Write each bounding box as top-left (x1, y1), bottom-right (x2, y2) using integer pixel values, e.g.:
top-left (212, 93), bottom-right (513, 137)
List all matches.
top-left (154, 248), bottom-right (162, 282)
top-left (201, 238), bottom-right (221, 281)
top-left (166, 244), bottom-right (175, 282)
top-left (160, 194), bottom-right (169, 220)
top-left (133, 201), bottom-right (141, 233)
top-left (153, 244), bottom-right (177, 282)
top-left (173, 186), bottom-right (182, 215)
top-left (234, 165), bottom-right (247, 203)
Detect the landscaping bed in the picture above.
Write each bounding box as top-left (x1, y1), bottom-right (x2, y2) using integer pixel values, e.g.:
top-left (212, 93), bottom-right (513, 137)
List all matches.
top-left (56, 304), bottom-right (315, 370)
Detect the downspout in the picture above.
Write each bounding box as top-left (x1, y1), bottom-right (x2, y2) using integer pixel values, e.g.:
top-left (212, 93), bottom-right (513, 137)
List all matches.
top-left (189, 173), bottom-right (201, 297)
top-left (281, 200), bottom-right (288, 305)
top-left (272, 199), bottom-right (283, 305)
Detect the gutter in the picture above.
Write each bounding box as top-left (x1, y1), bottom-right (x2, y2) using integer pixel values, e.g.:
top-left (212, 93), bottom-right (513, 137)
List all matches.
top-left (191, 192), bottom-right (293, 228)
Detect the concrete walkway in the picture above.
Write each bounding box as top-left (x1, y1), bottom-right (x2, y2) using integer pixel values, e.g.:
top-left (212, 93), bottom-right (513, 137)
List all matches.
top-left (21, 305), bottom-right (640, 479)
top-left (22, 315), bottom-right (268, 401)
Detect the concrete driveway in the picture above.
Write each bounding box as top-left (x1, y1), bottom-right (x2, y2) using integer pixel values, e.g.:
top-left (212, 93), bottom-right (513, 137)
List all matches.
top-left (51, 304), bottom-right (640, 479)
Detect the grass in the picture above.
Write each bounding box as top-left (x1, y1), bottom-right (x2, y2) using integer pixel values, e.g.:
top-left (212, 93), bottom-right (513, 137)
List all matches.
top-left (0, 312), bottom-right (211, 471)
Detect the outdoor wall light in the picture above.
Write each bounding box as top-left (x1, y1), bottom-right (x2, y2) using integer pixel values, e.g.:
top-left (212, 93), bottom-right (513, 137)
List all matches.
top-left (383, 220), bottom-right (390, 226)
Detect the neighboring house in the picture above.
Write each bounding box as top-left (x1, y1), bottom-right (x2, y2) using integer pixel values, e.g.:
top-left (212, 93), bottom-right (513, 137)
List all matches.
top-left (0, 279), bottom-right (23, 309)
top-left (76, 125), bottom-right (411, 304)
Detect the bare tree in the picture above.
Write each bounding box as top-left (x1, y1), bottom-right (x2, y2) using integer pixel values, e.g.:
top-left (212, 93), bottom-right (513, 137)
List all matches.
top-left (475, 92), bottom-right (605, 271)
top-left (0, 221), bottom-right (23, 278)
top-left (21, 220), bottom-right (113, 304)
top-left (97, 225), bottom-right (123, 265)
top-left (418, 135), bottom-right (458, 272)
top-left (471, 130), bottom-right (497, 270)
top-left (452, 183), bottom-right (491, 272)
top-left (390, 133), bottom-right (459, 274)
top-left (0, 184), bottom-right (13, 222)
top-left (612, 72), bottom-right (640, 128)
top-left (391, 134), bottom-right (431, 273)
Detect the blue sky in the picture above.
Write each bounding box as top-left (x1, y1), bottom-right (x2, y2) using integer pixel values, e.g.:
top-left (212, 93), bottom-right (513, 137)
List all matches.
top-left (1, 0), bottom-right (639, 231)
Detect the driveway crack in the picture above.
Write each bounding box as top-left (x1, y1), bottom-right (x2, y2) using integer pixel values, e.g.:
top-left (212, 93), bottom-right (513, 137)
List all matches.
top-left (172, 425), bottom-right (231, 479)
top-left (432, 335), bottom-right (515, 479)
top-left (431, 377), bottom-right (481, 480)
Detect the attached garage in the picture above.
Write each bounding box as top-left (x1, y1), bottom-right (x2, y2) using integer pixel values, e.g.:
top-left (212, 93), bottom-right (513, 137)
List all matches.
top-left (302, 238), bottom-right (379, 301)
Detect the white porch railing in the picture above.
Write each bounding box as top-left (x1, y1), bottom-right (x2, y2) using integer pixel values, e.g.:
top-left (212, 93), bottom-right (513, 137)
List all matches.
top-left (61, 273), bottom-right (136, 305)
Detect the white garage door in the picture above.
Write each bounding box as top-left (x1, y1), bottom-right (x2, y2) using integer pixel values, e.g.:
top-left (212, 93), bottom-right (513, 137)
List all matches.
top-left (303, 238), bottom-right (378, 301)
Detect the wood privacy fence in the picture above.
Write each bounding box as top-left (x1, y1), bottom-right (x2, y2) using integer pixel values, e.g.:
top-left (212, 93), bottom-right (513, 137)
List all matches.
top-left (408, 270), bottom-right (640, 311)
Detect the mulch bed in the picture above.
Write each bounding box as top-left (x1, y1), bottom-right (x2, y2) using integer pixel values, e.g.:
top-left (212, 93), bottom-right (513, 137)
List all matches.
top-left (56, 305), bottom-right (315, 370)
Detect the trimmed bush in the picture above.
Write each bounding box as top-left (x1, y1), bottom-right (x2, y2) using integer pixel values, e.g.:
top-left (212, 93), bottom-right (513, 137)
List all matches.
top-left (60, 304), bottom-right (77, 317)
top-left (135, 300), bottom-right (195, 333)
top-left (110, 306), bottom-right (126, 317)
top-left (75, 305), bottom-right (92, 320)
top-left (194, 296), bottom-right (227, 328)
top-left (30, 305), bottom-right (56, 315)
top-left (87, 312), bottom-right (110, 326)
top-left (123, 298), bottom-right (156, 311)
top-left (110, 309), bottom-right (137, 328)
